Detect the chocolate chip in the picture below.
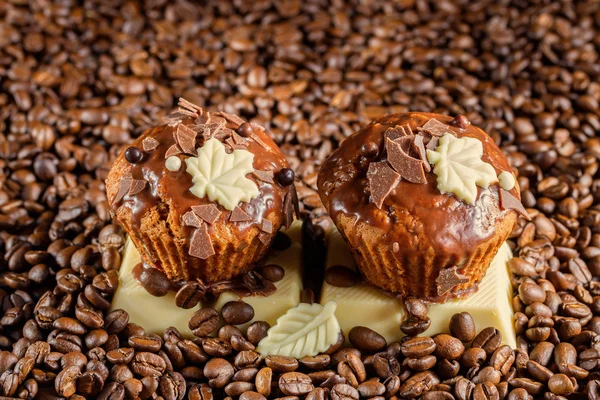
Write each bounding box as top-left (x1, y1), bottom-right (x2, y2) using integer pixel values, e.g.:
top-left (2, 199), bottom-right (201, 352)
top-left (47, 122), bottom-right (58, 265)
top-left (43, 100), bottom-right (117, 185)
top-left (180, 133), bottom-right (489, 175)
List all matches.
top-left (420, 118), bottom-right (451, 137)
top-left (324, 265), bottom-right (358, 287)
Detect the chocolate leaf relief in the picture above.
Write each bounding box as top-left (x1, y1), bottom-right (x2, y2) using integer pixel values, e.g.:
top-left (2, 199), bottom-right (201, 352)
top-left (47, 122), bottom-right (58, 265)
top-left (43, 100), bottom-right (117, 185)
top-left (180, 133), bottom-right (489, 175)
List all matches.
top-left (186, 138), bottom-right (260, 210)
top-left (256, 302), bottom-right (341, 358)
top-left (426, 134), bottom-right (497, 205)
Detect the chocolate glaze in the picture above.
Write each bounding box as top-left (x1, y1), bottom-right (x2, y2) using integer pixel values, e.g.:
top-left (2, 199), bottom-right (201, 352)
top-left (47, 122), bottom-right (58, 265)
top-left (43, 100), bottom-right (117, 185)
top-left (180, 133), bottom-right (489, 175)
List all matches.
top-left (318, 113), bottom-right (521, 297)
top-left (109, 115), bottom-right (290, 282)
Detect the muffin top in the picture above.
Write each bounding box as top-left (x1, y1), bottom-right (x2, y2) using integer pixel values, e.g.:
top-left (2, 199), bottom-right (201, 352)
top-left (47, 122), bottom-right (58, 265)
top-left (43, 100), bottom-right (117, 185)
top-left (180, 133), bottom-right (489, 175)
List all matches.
top-left (318, 112), bottom-right (528, 266)
top-left (106, 99), bottom-right (295, 265)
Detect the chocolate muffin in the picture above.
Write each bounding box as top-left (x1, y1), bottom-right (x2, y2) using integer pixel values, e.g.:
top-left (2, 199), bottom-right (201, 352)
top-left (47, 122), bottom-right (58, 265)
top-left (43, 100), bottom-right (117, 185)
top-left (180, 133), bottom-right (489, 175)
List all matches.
top-left (317, 113), bottom-right (528, 302)
top-left (106, 99), bottom-right (297, 284)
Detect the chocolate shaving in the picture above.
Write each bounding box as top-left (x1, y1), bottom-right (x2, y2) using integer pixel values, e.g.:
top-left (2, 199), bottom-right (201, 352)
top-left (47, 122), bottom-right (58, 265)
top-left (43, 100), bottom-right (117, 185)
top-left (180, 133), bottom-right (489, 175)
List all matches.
top-left (197, 122), bottom-right (226, 141)
top-left (113, 175), bottom-right (132, 204)
top-left (225, 137), bottom-right (246, 151)
top-left (386, 138), bottom-right (427, 184)
top-left (182, 211), bottom-right (202, 228)
top-left (253, 170), bottom-right (275, 184)
top-left (189, 224), bottom-right (215, 260)
top-left (367, 161), bottom-right (401, 209)
top-left (500, 189), bottom-right (531, 220)
top-left (283, 191), bottom-right (295, 229)
top-left (436, 266), bottom-right (469, 296)
top-left (385, 125), bottom-right (413, 141)
top-left (250, 132), bottom-right (269, 149)
top-left (261, 219), bottom-right (273, 234)
top-left (413, 134), bottom-right (431, 172)
top-left (426, 136), bottom-right (439, 150)
top-left (128, 179), bottom-right (147, 196)
top-left (164, 112), bottom-right (186, 126)
top-left (213, 111), bottom-right (246, 128)
top-left (230, 206), bottom-right (253, 222)
top-left (231, 131), bottom-right (248, 146)
top-left (142, 137), bottom-right (159, 152)
top-left (178, 98), bottom-right (203, 117)
top-left (420, 118), bottom-right (451, 137)
top-left (174, 124), bottom-right (197, 155)
top-left (192, 204), bottom-right (221, 225)
top-left (165, 144), bottom-right (182, 158)
top-left (258, 232), bottom-right (271, 246)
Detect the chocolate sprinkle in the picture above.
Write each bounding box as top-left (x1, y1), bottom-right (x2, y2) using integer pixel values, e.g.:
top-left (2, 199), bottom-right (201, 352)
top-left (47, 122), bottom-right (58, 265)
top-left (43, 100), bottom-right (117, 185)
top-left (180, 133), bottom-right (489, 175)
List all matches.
top-left (420, 118), bottom-right (451, 137)
top-left (261, 219), bottom-right (273, 234)
top-left (367, 161), bottom-right (401, 209)
top-left (142, 137), bottom-right (159, 152)
top-left (174, 124), bottom-right (197, 155)
top-left (182, 211), bottom-right (202, 228)
top-left (113, 175), bottom-right (132, 204)
top-left (191, 204), bottom-right (221, 225)
top-left (189, 223), bottom-right (215, 260)
top-left (386, 138), bottom-right (427, 184)
top-left (230, 206), bottom-right (253, 222)
top-left (436, 266), bottom-right (469, 296)
top-left (413, 134), bottom-right (431, 172)
top-left (127, 179), bottom-right (147, 196)
top-left (253, 170), bottom-right (275, 184)
top-left (499, 188), bottom-right (531, 220)
top-left (164, 144), bottom-right (182, 158)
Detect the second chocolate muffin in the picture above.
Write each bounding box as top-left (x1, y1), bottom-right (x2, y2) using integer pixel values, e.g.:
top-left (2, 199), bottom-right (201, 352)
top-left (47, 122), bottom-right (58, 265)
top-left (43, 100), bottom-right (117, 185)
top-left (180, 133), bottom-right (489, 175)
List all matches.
top-left (318, 113), bottom-right (528, 302)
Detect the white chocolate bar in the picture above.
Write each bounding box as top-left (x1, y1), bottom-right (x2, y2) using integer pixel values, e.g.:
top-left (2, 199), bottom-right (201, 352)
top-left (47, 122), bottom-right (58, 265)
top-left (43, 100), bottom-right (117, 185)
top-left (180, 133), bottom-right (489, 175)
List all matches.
top-left (111, 221), bottom-right (303, 336)
top-left (320, 229), bottom-right (516, 348)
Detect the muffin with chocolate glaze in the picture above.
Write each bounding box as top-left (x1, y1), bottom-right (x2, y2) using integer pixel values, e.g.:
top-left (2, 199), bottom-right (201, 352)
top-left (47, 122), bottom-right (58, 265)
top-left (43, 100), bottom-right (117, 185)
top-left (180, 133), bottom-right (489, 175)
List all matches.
top-left (317, 113), bottom-right (528, 302)
top-left (106, 98), bottom-right (297, 284)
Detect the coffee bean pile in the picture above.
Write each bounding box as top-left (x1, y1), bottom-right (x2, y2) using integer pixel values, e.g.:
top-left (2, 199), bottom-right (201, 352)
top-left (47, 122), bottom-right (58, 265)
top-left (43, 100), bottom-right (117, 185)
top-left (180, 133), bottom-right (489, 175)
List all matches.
top-left (0, 0), bottom-right (599, 398)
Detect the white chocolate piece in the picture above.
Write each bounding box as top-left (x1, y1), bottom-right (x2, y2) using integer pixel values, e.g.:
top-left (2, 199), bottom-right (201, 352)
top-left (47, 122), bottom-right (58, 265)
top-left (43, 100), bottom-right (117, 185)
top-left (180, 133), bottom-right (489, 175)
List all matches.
top-left (257, 302), bottom-right (341, 358)
top-left (499, 171), bottom-right (516, 191)
top-left (321, 228), bottom-right (516, 348)
top-left (111, 239), bottom-right (199, 337)
top-left (111, 221), bottom-right (303, 337)
top-left (213, 222), bottom-right (303, 329)
top-left (186, 138), bottom-right (259, 210)
top-left (165, 156), bottom-right (182, 171)
top-left (427, 134), bottom-right (498, 204)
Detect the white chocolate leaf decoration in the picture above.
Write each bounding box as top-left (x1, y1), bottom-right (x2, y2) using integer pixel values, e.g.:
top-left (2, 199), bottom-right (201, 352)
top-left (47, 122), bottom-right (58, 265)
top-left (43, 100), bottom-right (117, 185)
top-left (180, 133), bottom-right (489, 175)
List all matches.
top-left (185, 138), bottom-right (260, 210)
top-left (257, 302), bottom-right (341, 358)
top-left (427, 134), bottom-right (498, 205)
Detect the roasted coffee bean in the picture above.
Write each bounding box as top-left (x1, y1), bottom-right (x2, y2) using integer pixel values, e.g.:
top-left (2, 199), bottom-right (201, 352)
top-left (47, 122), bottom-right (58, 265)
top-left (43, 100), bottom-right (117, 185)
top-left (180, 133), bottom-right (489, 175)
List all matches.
top-left (137, 266), bottom-right (170, 297)
top-left (175, 282), bottom-right (204, 309)
top-left (331, 383), bottom-right (359, 400)
top-left (405, 355), bottom-right (437, 371)
top-left (348, 326), bottom-right (386, 352)
top-left (401, 336), bottom-right (436, 358)
top-left (265, 355), bottom-right (298, 372)
top-left (189, 308), bottom-right (221, 337)
top-left (107, 348), bottom-right (135, 365)
top-left (246, 321), bottom-right (270, 345)
top-left (433, 334), bottom-right (465, 360)
top-left (255, 367), bottom-right (272, 397)
top-left (324, 266), bottom-right (358, 287)
top-left (204, 358), bottom-right (234, 388)
top-left (398, 371), bottom-right (440, 398)
top-left (279, 372), bottom-right (314, 396)
top-left (55, 365), bottom-right (81, 397)
top-left (372, 352), bottom-right (400, 377)
top-left (449, 312), bottom-right (476, 342)
top-left (234, 350), bottom-right (261, 369)
top-left (221, 301), bottom-right (254, 325)
top-left (131, 352), bottom-right (166, 377)
top-left (300, 355), bottom-right (330, 370)
top-left (202, 338), bottom-right (232, 357)
top-left (257, 264), bottom-right (285, 282)
top-left (400, 317), bottom-right (431, 336)
top-left (218, 325), bottom-right (244, 342)
top-left (159, 371), bottom-right (186, 400)
top-left (472, 327), bottom-right (502, 356)
top-left (128, 335), bottom-right (162, 352)
top-left (104, 309), bottom-right (129, 334)
top-left (489, 345), bottom-right (515, 375)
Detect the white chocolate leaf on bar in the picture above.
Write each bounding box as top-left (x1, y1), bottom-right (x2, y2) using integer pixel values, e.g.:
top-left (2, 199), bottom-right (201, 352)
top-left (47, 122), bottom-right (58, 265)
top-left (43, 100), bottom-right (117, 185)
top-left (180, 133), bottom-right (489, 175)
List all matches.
top-left (257, 302), bottom-right (341, 358)
top-left (186, 138), bottom-right (260, 210)
top-left (427, 134), bottom-right (498, 205)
